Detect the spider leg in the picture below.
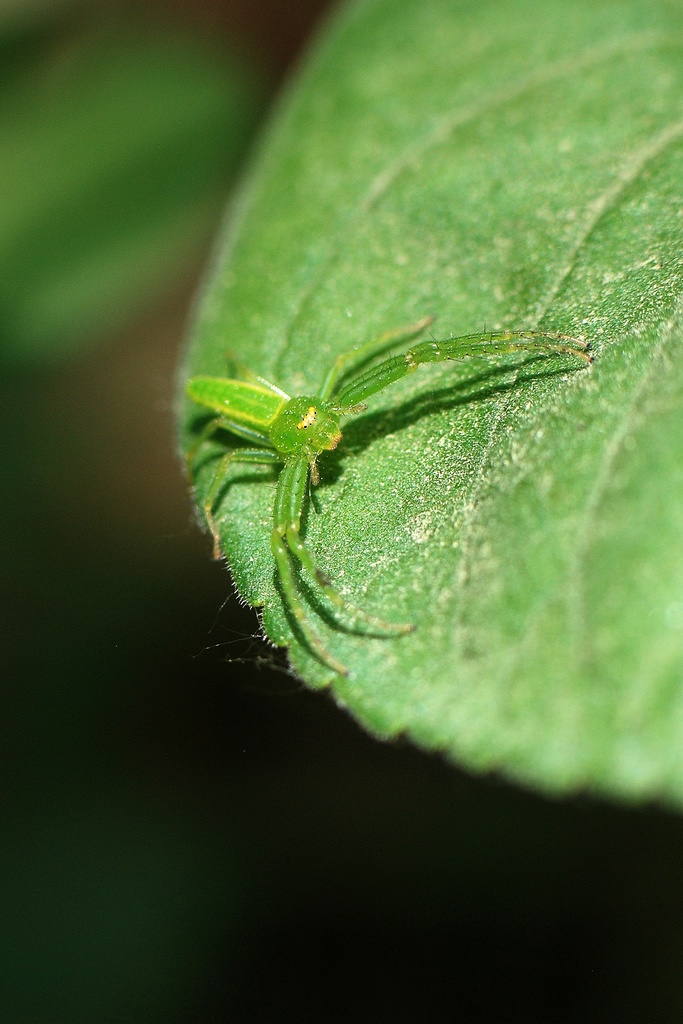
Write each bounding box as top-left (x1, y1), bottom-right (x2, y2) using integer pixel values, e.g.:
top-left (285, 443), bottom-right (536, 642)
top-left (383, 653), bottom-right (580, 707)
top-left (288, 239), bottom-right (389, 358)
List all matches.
top-left (271, 526), bottom-right (349, 676)
top-left (284, 525), bottom-right (414, 637)
top-left (200, 445), bottom-right (281, 559)
top-left (319, 316), bottom-right (434, 400)
top-left (270, 457), bottom-right (348, 673)
top-left (186, 413), bottom-right (272, 475)
top-left (184, 415), bottom-right (227, 472)
top-left (334, 329), bottom-right (591, 407)
top-left (271, 457), bottom-right (413, 675)
top-left (186, 411), bottom-right (281, 555)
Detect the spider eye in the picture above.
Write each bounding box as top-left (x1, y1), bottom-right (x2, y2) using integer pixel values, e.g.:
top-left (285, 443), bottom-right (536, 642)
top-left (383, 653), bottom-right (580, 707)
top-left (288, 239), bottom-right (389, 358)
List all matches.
top-left (296, 406), bottom-right (317, 430)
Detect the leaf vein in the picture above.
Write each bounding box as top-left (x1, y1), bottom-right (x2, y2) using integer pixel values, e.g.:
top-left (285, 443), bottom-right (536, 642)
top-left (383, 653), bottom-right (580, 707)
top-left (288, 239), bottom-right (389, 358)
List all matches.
top-left (363, 31), bottom-right (674, 210)
top-left (536, 116), bottom-right (683, 318)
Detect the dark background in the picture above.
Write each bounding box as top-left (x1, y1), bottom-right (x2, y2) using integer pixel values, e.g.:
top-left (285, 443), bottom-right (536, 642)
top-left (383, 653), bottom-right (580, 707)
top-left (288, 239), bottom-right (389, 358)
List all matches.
top-left (3, 1), bottom-right (683, 1020)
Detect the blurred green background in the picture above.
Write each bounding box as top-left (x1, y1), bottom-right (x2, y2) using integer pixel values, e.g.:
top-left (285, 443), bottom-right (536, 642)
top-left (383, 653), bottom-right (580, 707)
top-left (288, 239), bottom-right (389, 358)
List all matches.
top-left (4, 0), bottom-right (683, 1020)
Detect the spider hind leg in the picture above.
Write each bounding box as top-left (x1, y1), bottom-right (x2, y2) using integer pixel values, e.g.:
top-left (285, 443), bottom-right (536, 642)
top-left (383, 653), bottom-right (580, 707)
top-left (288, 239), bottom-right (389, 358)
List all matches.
top-left (272, 457), bottom-right (413, 674)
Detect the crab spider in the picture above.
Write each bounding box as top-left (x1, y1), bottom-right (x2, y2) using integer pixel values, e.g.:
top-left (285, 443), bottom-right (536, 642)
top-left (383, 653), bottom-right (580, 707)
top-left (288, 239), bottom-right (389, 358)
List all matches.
top-left (186, 317), bottom-right (591, 675)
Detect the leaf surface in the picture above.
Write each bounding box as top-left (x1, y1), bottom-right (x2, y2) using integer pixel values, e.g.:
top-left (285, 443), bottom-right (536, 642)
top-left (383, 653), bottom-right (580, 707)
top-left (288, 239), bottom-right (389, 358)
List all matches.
top-left (182, 0), bottom-right (683, 803)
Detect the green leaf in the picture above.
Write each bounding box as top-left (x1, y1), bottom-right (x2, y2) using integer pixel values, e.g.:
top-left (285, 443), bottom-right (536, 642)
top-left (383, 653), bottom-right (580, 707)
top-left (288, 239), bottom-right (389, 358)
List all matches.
top-left (0, 25), bottom-right (265, 361)
top-left (182, 0), bottom-right (683, 804)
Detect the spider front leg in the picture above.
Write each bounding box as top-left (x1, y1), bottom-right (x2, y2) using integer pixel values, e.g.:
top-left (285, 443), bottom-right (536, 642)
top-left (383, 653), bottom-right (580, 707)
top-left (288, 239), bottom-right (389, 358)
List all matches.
top-left (270, 456), bottom-right (413, 676)
top-left (333, 329), bottom-right (591, 407)
top-left (319, 315), bottom-right (434, 400)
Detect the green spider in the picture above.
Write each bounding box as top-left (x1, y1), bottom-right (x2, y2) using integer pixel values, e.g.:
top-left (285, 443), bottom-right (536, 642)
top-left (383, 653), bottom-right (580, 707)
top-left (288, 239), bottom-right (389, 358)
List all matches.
top-left (185, 317), bottom-right (591, 675)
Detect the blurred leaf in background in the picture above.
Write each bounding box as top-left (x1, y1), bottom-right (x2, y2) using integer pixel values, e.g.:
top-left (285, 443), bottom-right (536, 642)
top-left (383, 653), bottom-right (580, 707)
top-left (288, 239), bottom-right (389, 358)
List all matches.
top-left (0, 11), bottom-right (265, 362)
top-left (0, 2), bottom-right (274, 1019)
